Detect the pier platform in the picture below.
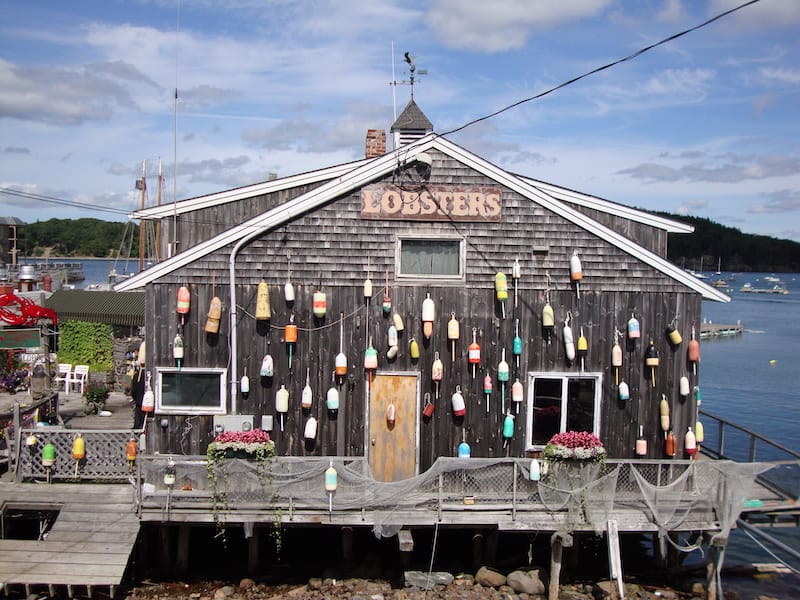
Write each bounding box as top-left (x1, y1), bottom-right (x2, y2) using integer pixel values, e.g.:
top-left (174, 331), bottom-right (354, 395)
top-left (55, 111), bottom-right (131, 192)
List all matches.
top-left (700, 321), bottom-right (743, 339)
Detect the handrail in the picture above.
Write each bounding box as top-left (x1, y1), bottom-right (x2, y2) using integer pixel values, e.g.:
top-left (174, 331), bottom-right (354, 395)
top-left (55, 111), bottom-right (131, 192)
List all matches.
top-left (699, 409), bottom-right (800, 461)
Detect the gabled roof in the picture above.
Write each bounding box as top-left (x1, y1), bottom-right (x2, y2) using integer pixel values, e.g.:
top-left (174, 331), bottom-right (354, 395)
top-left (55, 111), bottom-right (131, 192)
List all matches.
top-left (115, 134), bottom-right (729, 302)
top-left (45, 289), bottom-right (145, 326)
top-left (130, 158), bottom-right (371, 220)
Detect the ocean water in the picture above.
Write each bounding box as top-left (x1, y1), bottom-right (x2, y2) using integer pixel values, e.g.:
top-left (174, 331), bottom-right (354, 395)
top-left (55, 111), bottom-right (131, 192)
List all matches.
top-left (72, 261), bottom-right (800, 594)
top-left (698, 272), bottom-right (800, 597)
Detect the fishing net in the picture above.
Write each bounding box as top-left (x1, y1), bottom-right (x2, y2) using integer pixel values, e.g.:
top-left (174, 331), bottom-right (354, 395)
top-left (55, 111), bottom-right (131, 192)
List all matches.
top-left (139, 456), bottom-right (771, 542)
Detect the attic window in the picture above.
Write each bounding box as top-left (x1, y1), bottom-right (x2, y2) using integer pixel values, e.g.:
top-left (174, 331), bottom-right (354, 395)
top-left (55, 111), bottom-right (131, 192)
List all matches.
top-left (397, 237), bottom-right (464, 280)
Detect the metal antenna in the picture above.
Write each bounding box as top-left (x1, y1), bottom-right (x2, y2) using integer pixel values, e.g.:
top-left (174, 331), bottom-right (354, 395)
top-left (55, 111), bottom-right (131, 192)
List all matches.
top-left (389, 49), bottom-right (428, 115)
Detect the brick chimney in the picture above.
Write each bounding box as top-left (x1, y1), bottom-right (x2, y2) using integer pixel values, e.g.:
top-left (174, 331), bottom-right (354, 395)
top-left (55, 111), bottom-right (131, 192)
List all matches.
top-left (365, 129), bottom-right (386, 158)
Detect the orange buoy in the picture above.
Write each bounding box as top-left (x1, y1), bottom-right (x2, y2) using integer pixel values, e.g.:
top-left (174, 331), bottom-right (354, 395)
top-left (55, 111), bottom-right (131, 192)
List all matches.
top-left (177, 286), bottom-right (190, 325)
top-left (468, 328), bottom-right (480, 379)
top-left (285, 315), bottom-right (298, 369)
top-left (665, 430), bottom-right (677, 457)
top-left (688, 325), bottom-right (700, 375)
top-left (569, 252), bottom-right (582, 298)
top-left (126, 436), bottom-right (138, 469)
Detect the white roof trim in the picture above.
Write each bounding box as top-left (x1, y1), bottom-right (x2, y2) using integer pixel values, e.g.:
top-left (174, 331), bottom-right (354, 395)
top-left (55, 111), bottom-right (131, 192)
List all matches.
top-left (116, 134), bottom-right (729, 303)
top-left (130, 158), bottom-right (371, 219)
top-left (519, 176), bottom-right (694, 234)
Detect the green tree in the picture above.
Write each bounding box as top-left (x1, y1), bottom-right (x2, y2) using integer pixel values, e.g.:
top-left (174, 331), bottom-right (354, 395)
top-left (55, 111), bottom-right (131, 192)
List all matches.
top-left (57, 321), bottom-right (114, 373)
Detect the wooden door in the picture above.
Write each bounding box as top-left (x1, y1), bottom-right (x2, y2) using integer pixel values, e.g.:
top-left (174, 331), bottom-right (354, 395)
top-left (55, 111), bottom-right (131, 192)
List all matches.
top-left (368, 372), bottom-right (419, 482)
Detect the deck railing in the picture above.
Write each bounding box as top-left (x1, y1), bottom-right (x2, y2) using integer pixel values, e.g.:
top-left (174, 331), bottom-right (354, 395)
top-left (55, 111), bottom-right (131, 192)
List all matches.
top-left (699, 409), bottom-right (800, 503)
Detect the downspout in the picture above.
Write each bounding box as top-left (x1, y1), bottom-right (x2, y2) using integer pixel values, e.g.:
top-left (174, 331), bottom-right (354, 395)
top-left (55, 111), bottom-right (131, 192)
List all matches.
top-left (228, 227), bottom-right (270, 414)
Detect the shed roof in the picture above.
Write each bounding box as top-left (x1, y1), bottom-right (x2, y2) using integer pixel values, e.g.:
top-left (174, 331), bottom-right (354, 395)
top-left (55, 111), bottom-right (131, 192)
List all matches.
top-left (45, 290), bottom-right (145, 326)
top-left (115, 133), bottom-right (729, 302)
top-left (391, 98), bottom-right (433, 132)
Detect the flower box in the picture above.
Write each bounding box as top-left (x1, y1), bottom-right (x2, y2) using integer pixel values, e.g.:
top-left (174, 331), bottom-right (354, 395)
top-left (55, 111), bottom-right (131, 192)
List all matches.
top-left (543, 431), bottom-right (606, 464)
top-left (207, 429), bottom-right (275, 462)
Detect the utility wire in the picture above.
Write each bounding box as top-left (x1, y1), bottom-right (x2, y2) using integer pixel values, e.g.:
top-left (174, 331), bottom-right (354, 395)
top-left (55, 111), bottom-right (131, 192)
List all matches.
top-left (443, 0), bottom-right (762, 136)
top-left (0, 187), bottom-right (131, 217)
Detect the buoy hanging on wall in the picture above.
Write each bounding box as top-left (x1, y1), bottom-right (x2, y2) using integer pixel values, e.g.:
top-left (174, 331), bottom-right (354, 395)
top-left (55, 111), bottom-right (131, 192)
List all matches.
top-left (326, 383), bottom-right (340, 411)
top-left (611, 331), bottom-right (623, 385)
top-left (688, 325), bottom-right (700, 376)
top-left (577, 327), bottom-right (588, 372)
top-left (335, 314), bottom-right (347, 383)
top-left (284, 280), bottom-right (295, 304)
top-left (304, 416), bottom-right (317, 441)
top-left (447, 312), bottom-right (459, 362)
top-left (684, 426), bottom-right (697, 458)
top-left (386, 402), bottom-right (396, 426)
top-left (275, 384), bottom-right (289, 432)
top-left (392, 311), bottom-right (404, 332)
top-left (679, 375), bottom-right (690, 397)
top-left (382, 271), bottom-right (391, 315)
top-left (451, 385), bottom-right (465, 417)
top-left (302, 369), bottom-right (313, 410)
top-left (255, 281), bottom-right (271, 321)
top-left (498, 349), bottom-right (509, 413)
top-left (645, 340), bottom-right (659, 387)
top-left (363, 275), bottom-right (373, 303)
top-left (312, 288), bottom-right (327, 319)
top-left (529, 458), bottom-right (541, 481)
top-left (563, 314), bottom-right (575, 364)
top-left (260, 353), bottom-right (274, 378)
top-left (512, 258), bottom-right (521, 310)
top-left (177, 286), bottom-right (191, 326)
top-left (665, 430), bottom-right (677, 457)
top-left (512, 378), bottom-right (523, 414)
top-left (468, 328), bottom-right (481, 379)
top-left (422, 292), bottom-right (435, 339)
top-left (502, 412), bottom-right (515, 447)
top-left (495, 272), bottom-right (508, 319)
top-left (173, 333), bottom-right (184, 369)
top-left (659, 394), bottom-right (670, 433)
top-left (666, 318), bottom-right (682, 347)
top-left (542, 302), bottom-right (555, 344)
top-left (285, 315), bottom-right (298, 370)
top-left (618, 381), bottom-right (630, 401)
top-left (635, 425), bottom-right (647, 457)
top-left (483, 372), bottom-right (493, 414)
top-left (240, 369), bottom-right (250, 395)
top-left (569, 252), bottom-right (583, 298)
top-left (513, 318), bottom-right (523, 369)
top-left (432, 351), bottom-right (443, 402)
top-left (409, 337), bottom-right (420, 360)
top-left (324, 460), bottom-right (337, 517)
top-left (627, 313), bottom-right (641, 341)
top-left (205, 296), bottom-right (223, 333)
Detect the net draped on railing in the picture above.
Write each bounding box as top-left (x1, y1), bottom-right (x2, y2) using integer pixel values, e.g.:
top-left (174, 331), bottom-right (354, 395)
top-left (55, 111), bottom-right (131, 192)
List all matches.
top-left (138, 455), bottom-right (774, 544)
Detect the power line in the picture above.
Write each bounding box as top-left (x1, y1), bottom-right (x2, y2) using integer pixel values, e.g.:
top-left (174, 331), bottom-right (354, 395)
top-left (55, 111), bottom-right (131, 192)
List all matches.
top-left (0, 187), bottom-right (132, 217)
top-left (443, 0), bottom-right (762, 136)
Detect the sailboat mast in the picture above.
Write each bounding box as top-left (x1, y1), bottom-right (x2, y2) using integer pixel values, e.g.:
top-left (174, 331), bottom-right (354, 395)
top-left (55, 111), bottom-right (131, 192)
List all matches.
top-left (155, 159), bottom-right (163, 263)
top-left (139, 160), bottom-right (146, 272)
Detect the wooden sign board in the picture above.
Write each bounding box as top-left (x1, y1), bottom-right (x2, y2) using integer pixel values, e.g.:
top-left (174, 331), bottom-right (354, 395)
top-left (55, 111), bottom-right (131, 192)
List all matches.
top-left (0, 328), bottom-right (41, 350)
top-left (361, 184), bottom-right (502, 222)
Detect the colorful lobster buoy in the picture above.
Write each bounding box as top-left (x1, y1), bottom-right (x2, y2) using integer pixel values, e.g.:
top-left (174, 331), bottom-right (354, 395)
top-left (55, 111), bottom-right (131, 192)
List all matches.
top-left (498, 349), bottom-right (510, 413)
top-left (276, 384), bottom-right (289, 431)
top-left (432, 351), bottom-right (443, 402)
top-left (577, 327), bottom-right (588, 372)
top-left (409, 337), bottom-right (420, 360)
top-left (304, 416), bottom-right (318, 440)
top-left (173, 333), bottom-right (184, 368)
top-left (363, 275), bottom-right (373, 303)
top-left (684, 426), bottom-right (697, 458)
top-left (421, 293), bottom-right (435, 339)
top-left (325, 460), bottom-right (337, 517)
top-left (240, 369), bottom-right (250, 395)
top-left (627, 313), bottom-right (641, 341)
top-left (255, 281), bottom-right (271, 321)
top-left (42, 442), bottom-right (56, 477)
top-left (679, 375), bottom-right (690, 397)
top-left (665, 430), bottom-right (677, 458)
top-left (326, 381), bottom-right (340, 411)
top-left (688, 325), bottom-right (700, 375)
top-left (284, 278), bottom-right (295, 304)
top-left (512, 258), bottom-right (521, 309)
top-left (495, 271), bottom-right (508, 318)
top-left (570, 251), bottom-right (583, 298)
top-left (142, 372), bottom-right (155, 414)
top-left (382, 272), bottom-right (391, 315)
top-left (451, 385), bottom-right (466, 417)
top-left (618, 381), bottom-right (630, 401)
top-left (392, 311), bottom-right (404, 332)
top-left (502, 412), bottom-right (515, 447)
top-left (659, 394), bottom-right (670, 433)
top-left (512, 378), bottom-right (524, 414)
top-left (529, 458), bottom-right (541, 481)
top-left (447, 312), bottom-right (459, 362)
top-left (611, 331), bottom-right (623, 385)
top-left (164, 457), bottom-right (176, 487)
top-left (542, 302), bottom-right (554, 344)
top-left (387, 324), bottom-right (399, 359)
top-left (260, 353), bottom-right (274, 378)
top-left (335, 314), bottom-right (347, 383)
top-left (312, 288), bottom-right (327, 319)
top-left (126, 436), bottom-right (138, 471)
top-left (513, 319), bottom-right (522, 369)
top-left (458, 439), bottom-right (471, 458)
top-left (177, 286), bottom-right (190, 326)
top-left (301, 369), bottom-right (313, 410)
top-left (635, 425), bottom-right (647, 457)
top-left (364, 338), bottom-right (378, 371)
top-left (563, 315), bottom-right (575, 364)
top-left (666, 319), bottom-right (682, 347)
top-left (72, 433), bottom-right (85, 478)
top-left (423, 392), bottom-right (434, 418)
top-left (205, 296), bottom-right (223, 333)
top-left (285, 315), bottom-right (298, 369)
top-left (468, 328), bottom-right (481, 379)
top-left (483, 372), bottom-right (493, 414)
top-left (645, 339), bottom-right (659, 387)
top-left (695, 419), bottom-right (705, 449)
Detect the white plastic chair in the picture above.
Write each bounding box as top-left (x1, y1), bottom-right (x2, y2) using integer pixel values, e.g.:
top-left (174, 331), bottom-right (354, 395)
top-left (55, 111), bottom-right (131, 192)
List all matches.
top-left (54, 363), bottom-right (72, 393)
top-left (70, 365), bottom-right (89, 395)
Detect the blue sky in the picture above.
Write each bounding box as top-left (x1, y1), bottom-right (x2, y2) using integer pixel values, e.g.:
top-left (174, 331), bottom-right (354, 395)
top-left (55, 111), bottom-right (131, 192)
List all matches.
top-left (1, 0), bottom-right (799, 243)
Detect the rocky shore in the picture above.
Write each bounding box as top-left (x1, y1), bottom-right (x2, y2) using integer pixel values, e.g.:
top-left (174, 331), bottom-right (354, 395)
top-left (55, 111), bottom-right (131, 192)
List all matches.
top-left (126, 567), bottom-right (735, 600)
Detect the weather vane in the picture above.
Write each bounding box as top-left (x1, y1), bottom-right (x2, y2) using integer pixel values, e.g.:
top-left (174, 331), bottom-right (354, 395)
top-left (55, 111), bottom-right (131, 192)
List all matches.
top-left (389, 48), bottom-right (428, 118)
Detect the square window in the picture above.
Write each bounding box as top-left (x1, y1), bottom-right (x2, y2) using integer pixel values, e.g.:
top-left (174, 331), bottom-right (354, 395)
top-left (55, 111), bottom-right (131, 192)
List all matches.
top-left (155, 367), bottom-right (228, 415)
top-left (525, 373), bottom-right (602, 451)
top-left (397, 238), bottom-right (463, 279)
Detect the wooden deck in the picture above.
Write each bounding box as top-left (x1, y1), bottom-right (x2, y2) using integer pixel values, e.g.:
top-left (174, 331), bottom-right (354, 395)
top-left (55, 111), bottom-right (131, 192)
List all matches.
top-left (699, 322), bottom-right (743, 339)
top-left (0, 482), bottom-right (139, 598)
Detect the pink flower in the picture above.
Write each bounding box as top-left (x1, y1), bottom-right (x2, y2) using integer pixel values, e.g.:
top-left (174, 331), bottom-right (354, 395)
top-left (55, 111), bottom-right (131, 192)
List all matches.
top-left (547, 431), bottom-right (603, 450)
top-left (213, 429), bottom-right (271, 444)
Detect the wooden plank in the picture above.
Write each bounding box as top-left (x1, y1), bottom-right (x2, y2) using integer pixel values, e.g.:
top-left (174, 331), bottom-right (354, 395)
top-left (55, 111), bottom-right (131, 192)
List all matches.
top-left (44, 531), bottom-right (138, 543)
top-left (0, 551), bottom-right (130, 566)
top-left (0, 540), bottom-right (131, 554)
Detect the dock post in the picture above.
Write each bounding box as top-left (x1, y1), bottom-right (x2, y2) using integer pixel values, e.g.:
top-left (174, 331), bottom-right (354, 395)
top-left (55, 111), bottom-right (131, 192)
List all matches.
top-left (548, 532), bottom-right (573, 600)
top-left (472, 531), bottom-right (484, 571)
top-left (705, 536), bottom-right (727, 600)
top-left (176, 524), bottom-right (191, 575)
top-left (341, 526), bottom-right (354, 566)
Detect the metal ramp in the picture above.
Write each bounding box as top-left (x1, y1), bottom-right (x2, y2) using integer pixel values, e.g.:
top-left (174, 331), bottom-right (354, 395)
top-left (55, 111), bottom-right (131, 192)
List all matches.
top-left (0, 482), bottom-right (139, 598)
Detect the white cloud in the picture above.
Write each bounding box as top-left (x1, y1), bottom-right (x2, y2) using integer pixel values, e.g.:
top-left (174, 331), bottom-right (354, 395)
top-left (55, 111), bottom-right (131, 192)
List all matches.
top-left (426, 0), bottom-right (612, 52)
top-left (749, 189), bottom-right (800, 214)
top-left (709, 0), bottom-right (800, 28)
top-left (760, 67), bottom-right (800, 84)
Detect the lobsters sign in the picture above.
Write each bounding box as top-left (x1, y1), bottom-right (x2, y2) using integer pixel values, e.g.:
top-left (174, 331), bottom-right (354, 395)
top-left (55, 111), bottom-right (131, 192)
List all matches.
top-left (361, 185), bottom-right (502, 222)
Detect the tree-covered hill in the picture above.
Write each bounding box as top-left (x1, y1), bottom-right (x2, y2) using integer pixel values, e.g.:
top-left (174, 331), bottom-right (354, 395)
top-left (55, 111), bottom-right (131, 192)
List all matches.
top-left (660, 213), bottom-right (800, 273)
top-left (21, 218), bottom-right (134, 258)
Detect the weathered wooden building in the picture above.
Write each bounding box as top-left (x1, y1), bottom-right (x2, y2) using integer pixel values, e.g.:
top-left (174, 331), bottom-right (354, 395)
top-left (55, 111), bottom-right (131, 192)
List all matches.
top-left (117, 100), bottom-right (729, 479)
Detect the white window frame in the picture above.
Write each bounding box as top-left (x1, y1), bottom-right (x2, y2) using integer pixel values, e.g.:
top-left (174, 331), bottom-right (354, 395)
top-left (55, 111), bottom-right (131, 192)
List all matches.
top-left (155, 367), bottom-right (228, 415)
top-left (395, 235), bottom-right (466, 282)
top-left (524, 371), bottom-right (603, 451)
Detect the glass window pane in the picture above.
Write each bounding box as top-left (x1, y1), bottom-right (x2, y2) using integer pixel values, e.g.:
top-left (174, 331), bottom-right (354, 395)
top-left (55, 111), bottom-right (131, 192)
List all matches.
top-left (532, 378), bottom-right (562, 445)
top-left (566, 378), bottom-right (596, 432)
top-left (400, 240), bottom-right (460, 276)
